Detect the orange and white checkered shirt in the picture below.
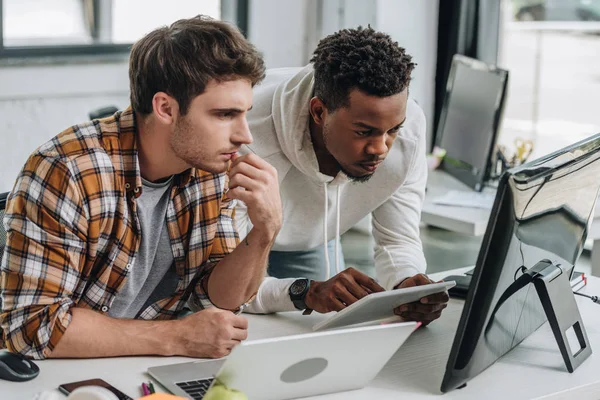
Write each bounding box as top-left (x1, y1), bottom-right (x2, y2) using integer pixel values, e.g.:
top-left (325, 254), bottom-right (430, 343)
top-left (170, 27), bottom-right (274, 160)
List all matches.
top-left (0, 108), bottom-right (239, 359)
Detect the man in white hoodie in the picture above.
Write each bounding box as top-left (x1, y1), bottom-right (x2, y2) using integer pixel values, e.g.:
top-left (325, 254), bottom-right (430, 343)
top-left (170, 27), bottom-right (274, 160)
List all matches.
top-left (236, 27), bottom-right (448, 326)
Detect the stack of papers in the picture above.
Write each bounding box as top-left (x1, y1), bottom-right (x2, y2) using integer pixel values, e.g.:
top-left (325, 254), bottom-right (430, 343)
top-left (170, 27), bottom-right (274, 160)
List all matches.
top-left (432, 190), bottom-right (496, 210)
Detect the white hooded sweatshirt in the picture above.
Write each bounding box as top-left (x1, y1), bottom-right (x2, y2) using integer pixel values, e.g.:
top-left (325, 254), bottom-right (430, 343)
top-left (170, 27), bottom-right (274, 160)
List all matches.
top-left (238, 65), bottom-right (428, 314)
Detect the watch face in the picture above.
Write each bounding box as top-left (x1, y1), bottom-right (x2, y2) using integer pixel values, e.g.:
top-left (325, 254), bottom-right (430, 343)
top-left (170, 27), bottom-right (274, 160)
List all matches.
top-left (290, 279), bottom-right (308, 296)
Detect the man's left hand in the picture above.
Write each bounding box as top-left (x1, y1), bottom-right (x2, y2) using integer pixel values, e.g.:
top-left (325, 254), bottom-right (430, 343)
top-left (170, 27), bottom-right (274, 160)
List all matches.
top-left (393, 273), bottom-right (449, 326)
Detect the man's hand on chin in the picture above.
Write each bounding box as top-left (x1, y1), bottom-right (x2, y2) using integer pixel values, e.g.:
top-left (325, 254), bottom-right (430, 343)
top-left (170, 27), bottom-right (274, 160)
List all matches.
top-left (393, 273), bottom-right (450, 326)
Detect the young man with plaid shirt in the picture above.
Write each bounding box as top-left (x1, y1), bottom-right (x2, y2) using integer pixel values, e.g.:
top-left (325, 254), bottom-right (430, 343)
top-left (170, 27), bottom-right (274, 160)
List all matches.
top-left (0, 16), bottom-right (281, 360)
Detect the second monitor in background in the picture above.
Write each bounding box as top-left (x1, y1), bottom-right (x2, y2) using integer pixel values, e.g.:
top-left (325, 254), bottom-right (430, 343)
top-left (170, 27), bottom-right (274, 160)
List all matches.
top-left (436, 54), bottom-right (509, 191)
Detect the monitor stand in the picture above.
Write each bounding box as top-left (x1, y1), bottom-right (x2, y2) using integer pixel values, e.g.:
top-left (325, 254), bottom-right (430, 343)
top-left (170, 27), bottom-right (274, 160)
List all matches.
top-left (489, 260), bottom-right (592, 372)
top-left (531, 260), bottom-right (592, 372)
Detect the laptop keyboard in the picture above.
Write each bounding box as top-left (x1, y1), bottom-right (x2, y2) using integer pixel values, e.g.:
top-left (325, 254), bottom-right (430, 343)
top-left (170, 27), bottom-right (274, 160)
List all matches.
top-left (176, 378), bottom-right (215, 399)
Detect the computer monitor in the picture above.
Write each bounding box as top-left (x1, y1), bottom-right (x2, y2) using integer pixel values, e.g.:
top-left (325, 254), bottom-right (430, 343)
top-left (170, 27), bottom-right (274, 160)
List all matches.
top-left (436, 54), bottom-right (509, 191)
top-left (441, 132), bottom-right (600, 392)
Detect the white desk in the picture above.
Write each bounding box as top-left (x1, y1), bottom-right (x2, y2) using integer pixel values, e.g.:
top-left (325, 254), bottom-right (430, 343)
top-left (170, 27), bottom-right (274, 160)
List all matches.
top-left (3, 268), bottom-right (600, 400)
top-left (423, 169), bottom-right (600, 277)
top-left (421, 170), bottom-right (491, 236)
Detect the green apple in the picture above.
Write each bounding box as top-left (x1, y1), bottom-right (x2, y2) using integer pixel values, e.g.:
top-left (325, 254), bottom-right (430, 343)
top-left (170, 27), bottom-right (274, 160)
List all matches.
top-left (202, 382), bottom-right (248, 400)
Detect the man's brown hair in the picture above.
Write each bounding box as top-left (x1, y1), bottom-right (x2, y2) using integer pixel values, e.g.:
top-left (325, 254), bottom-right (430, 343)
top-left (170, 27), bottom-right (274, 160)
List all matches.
top-left (129, 15), bottom-right (265, 115)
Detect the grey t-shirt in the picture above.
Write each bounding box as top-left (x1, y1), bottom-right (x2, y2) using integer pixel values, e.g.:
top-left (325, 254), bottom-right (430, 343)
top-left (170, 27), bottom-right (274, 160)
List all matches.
top-left (109, 176), bottom-right (179, 319)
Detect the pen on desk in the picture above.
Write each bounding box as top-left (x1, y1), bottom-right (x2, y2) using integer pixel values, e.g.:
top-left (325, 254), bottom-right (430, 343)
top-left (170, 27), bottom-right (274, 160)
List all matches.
top-left (148, 381), bottom-right (156, 394)
top-left (141, 382), bottom-right (150, 396)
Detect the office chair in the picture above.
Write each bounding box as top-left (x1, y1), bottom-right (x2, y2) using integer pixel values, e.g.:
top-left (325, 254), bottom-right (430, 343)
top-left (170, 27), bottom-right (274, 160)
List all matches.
top-left (88, 106), bottom-right (119, 120)
top-left (0, 192), bottom-right (7, 324)
top-left (0, 192), bottom-right (7, 266)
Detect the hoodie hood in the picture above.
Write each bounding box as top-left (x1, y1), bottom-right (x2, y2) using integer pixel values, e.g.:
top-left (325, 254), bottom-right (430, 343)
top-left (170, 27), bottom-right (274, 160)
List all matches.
top-left (271, 65), bottom-right (343, 185)
top-left (271, 65), bottom-right (349, 277)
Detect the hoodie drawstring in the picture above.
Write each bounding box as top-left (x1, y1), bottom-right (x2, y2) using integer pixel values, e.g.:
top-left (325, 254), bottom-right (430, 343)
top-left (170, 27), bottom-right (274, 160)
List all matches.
top-left (323, 183), bottom-right (342, 280)
top-left (323, 183), bottom-right (330, 280)
top-left (335, 185), bottom-right (341, 275)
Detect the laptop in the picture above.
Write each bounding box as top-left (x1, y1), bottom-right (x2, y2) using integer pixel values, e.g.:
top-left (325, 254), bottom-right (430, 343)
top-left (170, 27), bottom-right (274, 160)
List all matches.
top-left (148, 321), bottom-right (417, 400)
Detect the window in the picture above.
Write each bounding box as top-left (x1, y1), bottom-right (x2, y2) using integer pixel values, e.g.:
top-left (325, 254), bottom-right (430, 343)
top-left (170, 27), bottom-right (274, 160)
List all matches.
top-left (499, 0), bottom-right (600, 161)
top-left (0, 0), bottom-right (223, 58)
top-left (112, 0), bottom-right (220, 44)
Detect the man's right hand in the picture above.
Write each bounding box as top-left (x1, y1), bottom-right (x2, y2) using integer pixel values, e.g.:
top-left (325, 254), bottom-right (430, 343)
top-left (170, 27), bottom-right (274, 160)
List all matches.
top-left (304, 267), bottom-right (385, 313)
top-left (227, 153), bottom-right (282, 239)
top-left (172, 308), bottom-right (248, 358)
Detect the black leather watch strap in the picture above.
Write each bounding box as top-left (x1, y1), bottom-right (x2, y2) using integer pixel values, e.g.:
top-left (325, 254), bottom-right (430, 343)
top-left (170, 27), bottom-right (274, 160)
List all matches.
top-left (289, 278), bottom-right (310, 310)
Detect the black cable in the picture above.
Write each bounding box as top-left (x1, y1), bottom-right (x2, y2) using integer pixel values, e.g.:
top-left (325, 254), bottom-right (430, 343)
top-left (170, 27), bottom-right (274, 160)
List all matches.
top-left (485, 272), bottom-right (534, 335)
top-left (573, 291), bottom-right (600, 304)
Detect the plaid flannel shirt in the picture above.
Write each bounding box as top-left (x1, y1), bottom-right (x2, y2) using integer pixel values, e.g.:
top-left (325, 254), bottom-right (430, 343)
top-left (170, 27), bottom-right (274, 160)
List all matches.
top-left (0, 108), bottom-right (239, 359)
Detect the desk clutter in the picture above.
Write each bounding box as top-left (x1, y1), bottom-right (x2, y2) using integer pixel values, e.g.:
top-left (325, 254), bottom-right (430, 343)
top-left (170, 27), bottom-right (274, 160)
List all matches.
top-left (35, 387), bottom-right (185, 400)
top-left (490, 138), bottom-right (536, 179)
top-left (432, 190), bottom-right (496, 209)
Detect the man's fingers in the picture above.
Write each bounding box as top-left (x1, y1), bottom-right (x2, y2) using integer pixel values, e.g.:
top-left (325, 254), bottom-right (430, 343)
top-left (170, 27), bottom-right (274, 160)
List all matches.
top-left (412, 274), bottom-right (434, 285)
top-left (420, 291), bottom-right (450, 304)
top-left (344, 280), bottom-right (370, 300)
top-left (422, 310), bottom-right (443, 322)
top-left (399, 273), bottom-right (434, 289)
top-left (399, 278), bottom-right (417, 288)
top-left (229, 161), bottom-right (265, 183)
top-left (231, 153), bottom-right (272, 172)
top-left (329, 297), bottom-right (347, 312)
top-left (394, 310), bottom-right (443, 323)
top-left (227, 187), bottom-right (254, 204)
top-left (229, 152), bottom-right (245, 169)
top-left (351, 270), bottom-right (385, 293)
top-left (228, 173), bottom-right (259, 192)
top-left (226, 187), bottom-right (244, 200)
top-left (333, 285), bottom-right (361, 307)
top-left (226, 340), bottom-right (242, 350)
top-left (230, 315), bottom-right (249, 329)
top-left (396, 302), bottom-right (447, 315)
top-left (231, 327), bottom-right (248, 341)
top-left (392, 274), bottom-right (448, 326)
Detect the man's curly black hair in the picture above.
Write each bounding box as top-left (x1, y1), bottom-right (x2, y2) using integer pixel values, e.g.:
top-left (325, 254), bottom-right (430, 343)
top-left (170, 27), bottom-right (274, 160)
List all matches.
top-left (310, 26), bottom-right (415, 111)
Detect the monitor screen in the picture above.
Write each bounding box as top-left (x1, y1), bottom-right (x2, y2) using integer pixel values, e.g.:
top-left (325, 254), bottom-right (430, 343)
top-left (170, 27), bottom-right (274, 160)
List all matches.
top-left (437, 55), bottom-right (509, 191)
top-left (441, 132), bottom-right (600, 392)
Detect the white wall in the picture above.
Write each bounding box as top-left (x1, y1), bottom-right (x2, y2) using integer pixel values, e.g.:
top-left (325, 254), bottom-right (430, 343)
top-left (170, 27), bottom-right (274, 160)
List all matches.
top-left (0, 61), bottom-right (130, 191)
top-left (247, 0), bottom-right (309, 68)
top-left (376, 0), bottom-right (439, 151)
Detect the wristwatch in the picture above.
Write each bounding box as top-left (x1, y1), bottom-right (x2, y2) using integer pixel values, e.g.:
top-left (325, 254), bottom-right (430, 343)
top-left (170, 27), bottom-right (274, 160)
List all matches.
top-left (289, 278), bottom-right (311, 310)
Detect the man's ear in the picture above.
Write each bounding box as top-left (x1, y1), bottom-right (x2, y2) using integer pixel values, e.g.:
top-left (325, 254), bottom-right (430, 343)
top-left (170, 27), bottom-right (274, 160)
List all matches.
top-left (309, 97), bottom-right (328, 126)
top-left (152, 92), bottom-right (180, 125)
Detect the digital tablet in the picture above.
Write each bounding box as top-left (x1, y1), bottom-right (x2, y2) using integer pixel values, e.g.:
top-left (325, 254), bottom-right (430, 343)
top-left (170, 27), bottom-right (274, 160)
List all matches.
top-left (312, 281), bottom-right (456, 331)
